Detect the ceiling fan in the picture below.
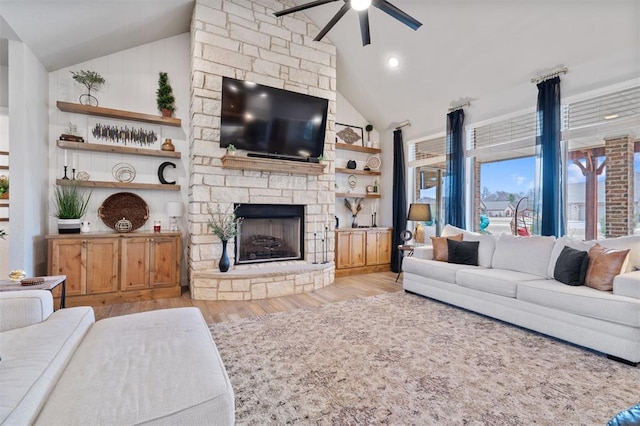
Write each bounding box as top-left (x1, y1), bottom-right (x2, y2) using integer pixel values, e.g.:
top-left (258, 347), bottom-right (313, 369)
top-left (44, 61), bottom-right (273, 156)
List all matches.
top-left (273, 0), bottom-right (422, 46)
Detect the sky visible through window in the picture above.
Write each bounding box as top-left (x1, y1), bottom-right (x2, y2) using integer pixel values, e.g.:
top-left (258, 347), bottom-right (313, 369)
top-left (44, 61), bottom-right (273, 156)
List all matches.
top-left (481, 157), bottom-right (534, 195)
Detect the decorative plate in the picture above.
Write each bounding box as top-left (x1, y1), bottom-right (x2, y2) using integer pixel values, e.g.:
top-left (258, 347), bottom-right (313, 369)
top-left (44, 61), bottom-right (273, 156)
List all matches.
top-left (366, 155), bottom-right (381, 170)
top-left (98, 192), bottom-right (149, 231)
top-left (112, 163), bottom-right (136, 183)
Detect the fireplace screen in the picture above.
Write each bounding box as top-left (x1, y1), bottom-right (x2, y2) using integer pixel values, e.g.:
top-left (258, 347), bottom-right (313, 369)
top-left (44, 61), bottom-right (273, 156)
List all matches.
top-left (235, 204), bottom-right (304, 264)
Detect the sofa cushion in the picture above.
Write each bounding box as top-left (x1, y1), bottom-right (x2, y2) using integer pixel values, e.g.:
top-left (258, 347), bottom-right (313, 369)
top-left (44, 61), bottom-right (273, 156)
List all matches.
top-left (440, 224), bottom-right (497, 268)
top-left (447, 239), bottom-right (479, 266)
top-left (491, 234), bottom-right (556, 277)
top-left (402, 256), bottom-right (477, 284)
top-left (0, 307), bottom-right (95, 425)
top-left (553, 246), bottom-right (589, 286)
top-left (585, 243), bottom-right (630, 291)
top-left (36, 307), bottom-right (235, 425)
top-left (456, 268), bottom-right (543, 298)
top-left (613, 271), bottom-right (640, 299)
top-left (517, 279), bottom-right (640, 327)
top-left (431, 233), bottom-right (463, 261)
top-left (596, 235), bottom-right (640, 273)
top-left (547, 235), bottom-right (595, 277)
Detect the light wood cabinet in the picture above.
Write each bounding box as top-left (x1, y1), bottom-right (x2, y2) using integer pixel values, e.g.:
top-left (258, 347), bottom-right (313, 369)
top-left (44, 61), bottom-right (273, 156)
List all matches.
top-left (47, 232), bottom-right (181, 307)
top-left (335, 227), bottom-right (392, 277)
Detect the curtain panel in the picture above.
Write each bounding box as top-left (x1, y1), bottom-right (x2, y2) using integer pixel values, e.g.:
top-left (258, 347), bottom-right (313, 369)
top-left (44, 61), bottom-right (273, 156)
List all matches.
top-left (533, 76), bottom-right (565, 237)
top-left (391, 129), bottom-right (407, 273)
top-left (445, 109), bottom-right (465, 229)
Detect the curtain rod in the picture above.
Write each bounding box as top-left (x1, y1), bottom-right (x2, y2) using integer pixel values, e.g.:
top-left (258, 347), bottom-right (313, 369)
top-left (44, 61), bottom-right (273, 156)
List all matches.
top-left (531, 66), bottom-right (568, 84)
top-left (448, 97), bottom-right (473, 112)
top-left (448, 101), bottom-right (470, 112)
top-left (395, 120), bottom-right (411, 130)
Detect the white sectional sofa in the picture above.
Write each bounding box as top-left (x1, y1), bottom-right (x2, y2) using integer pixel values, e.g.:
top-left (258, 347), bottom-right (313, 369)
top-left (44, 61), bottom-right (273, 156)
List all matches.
top-left (403, 225), bottom-right (640, 364)
top-left (0, 290), bottom-right (235, 425)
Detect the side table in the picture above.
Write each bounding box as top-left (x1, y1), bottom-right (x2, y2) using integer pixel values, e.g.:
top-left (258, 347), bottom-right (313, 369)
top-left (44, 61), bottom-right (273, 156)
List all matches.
top-left (0, 275), bottom-right (67, 310)
top-left (396, 245), bottom-right (414, 282)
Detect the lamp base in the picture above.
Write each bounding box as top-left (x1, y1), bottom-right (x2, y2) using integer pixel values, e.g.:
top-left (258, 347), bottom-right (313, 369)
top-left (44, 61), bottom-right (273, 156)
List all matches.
top-left (169, 217), bottom-right (178, 232)
top-left (413, 223), bottom-right (425, 244)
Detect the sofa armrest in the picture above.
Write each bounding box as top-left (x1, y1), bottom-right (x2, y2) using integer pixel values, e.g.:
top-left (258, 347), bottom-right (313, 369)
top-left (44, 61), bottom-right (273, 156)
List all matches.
top-left (0, 290), bottom-right (54, 332)
top-left (413, 245), bottom-right (434, 260)
top-left (613, 271), bottom-right (640, 299)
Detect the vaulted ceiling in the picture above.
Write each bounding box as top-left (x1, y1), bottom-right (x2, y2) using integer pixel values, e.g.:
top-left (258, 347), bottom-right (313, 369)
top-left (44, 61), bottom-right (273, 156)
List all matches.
top-left (1, 0), bottom-right (638, 141)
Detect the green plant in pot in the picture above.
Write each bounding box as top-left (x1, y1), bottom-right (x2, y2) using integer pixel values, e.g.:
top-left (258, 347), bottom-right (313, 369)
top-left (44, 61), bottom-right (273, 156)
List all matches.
top-left (156, 72), bottom-right (176, 117)
top-left (0, 176), bottom-right (8, 199)
top-left (70, 70), bottom-right (105, 106)
top-left (54, 184), bottom-right (92, 234)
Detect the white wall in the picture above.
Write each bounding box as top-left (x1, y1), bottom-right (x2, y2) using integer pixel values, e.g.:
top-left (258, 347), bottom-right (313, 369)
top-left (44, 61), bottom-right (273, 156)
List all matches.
top-left (8, 40), bottom-right (49, 276)
top-left (48, 33), bottom-right (191, 284)
top-left (0, 65), bottom-right (8, 108)
top-left (0, 114), bottom-right (8, 277)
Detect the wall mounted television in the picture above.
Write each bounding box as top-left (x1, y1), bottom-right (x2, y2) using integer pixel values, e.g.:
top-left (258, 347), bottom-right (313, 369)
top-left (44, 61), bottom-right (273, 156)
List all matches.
top-left (220, 77), bottom-right (329, 161)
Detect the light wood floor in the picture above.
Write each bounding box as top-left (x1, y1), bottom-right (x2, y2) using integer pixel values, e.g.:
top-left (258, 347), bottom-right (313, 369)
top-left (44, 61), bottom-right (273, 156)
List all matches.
top-left (93, 271), bottom-right (402, 323)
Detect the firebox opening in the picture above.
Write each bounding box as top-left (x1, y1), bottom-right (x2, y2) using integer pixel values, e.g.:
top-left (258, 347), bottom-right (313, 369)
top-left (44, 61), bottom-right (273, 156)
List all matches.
top-left (234, 204), bottom-right (305, 265)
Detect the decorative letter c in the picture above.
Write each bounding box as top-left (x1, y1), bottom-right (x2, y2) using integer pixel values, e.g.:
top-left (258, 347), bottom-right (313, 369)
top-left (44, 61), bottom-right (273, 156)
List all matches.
top-left (158, 161), bottom-right (176, 185)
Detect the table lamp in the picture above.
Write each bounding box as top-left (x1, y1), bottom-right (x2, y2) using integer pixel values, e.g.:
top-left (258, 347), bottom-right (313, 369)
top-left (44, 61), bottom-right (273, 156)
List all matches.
top-left (167, 202), bottom-right (183, 232)
top-left (407, 203), bottom-right (432, 244)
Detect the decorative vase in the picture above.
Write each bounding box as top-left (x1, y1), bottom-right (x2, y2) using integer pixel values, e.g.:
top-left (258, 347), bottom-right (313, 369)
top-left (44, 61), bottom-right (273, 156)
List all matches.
top-left (79, 91), bottom-right (98, 107)
top-left (351, 215), bottom-right (358, 228)
top-left (219, 240), bottom-right (230, 272)
top-left (161, 138), bottom-right (175, 151)
top-left (58, 218), bottom-right (81, 234)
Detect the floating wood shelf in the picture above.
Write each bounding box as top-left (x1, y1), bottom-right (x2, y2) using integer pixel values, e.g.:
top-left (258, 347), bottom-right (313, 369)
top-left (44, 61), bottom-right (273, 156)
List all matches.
top-left (56, 179), bottom-right (180, 191)
top-left (335, 143), bottom-right (381, 154)
top-left (57, 140), bottom-right (181, 159)
top-left (335, 167), bottom-right (381, 176)
top-left (221, 154), bottom-right (326, 176)
top-left (0, 166), bottom-right (8, 170)
top-left (335, 192), bottom-right (381, 199)
top-left (56, 101), bottom-right (182, 127)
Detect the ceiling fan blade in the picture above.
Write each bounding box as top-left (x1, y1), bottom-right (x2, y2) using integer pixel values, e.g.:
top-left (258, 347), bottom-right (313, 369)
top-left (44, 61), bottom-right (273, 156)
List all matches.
top-left (373, 0), bottom-right (422, 31)
top-left (314, 2), bottom-right (351, 41)
top-left (358, 9), bottom-right (371, 46)
top-left (274, 0), bottom-right (339, 17)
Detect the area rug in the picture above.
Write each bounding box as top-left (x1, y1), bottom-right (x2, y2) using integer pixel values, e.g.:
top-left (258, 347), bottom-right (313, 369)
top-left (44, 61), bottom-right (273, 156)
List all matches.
top-left (210, 292), bottom-right (640, 425)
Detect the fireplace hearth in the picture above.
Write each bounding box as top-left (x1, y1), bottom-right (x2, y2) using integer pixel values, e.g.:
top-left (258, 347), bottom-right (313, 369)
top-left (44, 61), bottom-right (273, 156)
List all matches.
top-left (234, 204), bottom-right (305, 265)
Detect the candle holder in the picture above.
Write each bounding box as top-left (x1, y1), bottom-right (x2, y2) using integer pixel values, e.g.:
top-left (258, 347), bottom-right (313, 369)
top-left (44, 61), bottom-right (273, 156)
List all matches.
top-left (72, 168), bottom-right (76, 180)
top-left (62, 165), bottom-right (69, 180)
top-left (373, 212), bottom-right (377, 227)
top-left (322, 225), bottom-right (329, 264)
top-left (313, 232), bottom-right (318, 264)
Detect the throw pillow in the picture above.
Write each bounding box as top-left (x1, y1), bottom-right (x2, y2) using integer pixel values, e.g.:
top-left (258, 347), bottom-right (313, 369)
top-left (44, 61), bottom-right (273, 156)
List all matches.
top-left (447, 239), bottom-right (479, 266)
top-left (430, 233), bottom-right (463, 262)
top-left (585, 243), bottom-right (630, 291)
top-left (553, 246), bottom-right (589, 286)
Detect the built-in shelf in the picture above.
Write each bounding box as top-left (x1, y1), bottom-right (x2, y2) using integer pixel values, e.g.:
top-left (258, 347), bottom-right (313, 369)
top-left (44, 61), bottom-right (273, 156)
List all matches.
top-left (335, 143), bottom-right (381, 154)
top-left (335, 167), bottom-right (381, 176)
top-left (56, 179), bottom-right (180, 191)
top-left (56, 101), bottom-right (182, 127)
top-left (221, 154), bottom-right (326, 176)
top-left (57, 140), bottom-right (181, 159)
top-left (0, 166), bottom-right (7, 170)
top-left (335, 192), bottom-right (381, 199)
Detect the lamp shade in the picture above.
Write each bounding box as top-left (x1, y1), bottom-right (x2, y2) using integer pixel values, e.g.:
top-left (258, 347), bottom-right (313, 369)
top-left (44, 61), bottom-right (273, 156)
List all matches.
top-left (167, 202), bottom-right (183, 218)
top-left (407, 203), bottom-right (431, 222)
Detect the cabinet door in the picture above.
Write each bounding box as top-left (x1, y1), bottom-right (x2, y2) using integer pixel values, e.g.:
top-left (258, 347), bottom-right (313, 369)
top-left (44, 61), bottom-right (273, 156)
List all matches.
top-left (121, 237), bottom-right (150, 290)
top-left (49, 239), bottom-right (86, 296)
top-left (349, 231), bottom-right (366, 267)
top-left (365, 231), bottom-right (380, 265)
top-left (336, 232), bottom-right (352, 269)
top-left (86, 239), bottom-right (119, 294)
top-left (377, 229), bottom-right (392, 264)
top-left (150, 236), bottom-right (178, 288)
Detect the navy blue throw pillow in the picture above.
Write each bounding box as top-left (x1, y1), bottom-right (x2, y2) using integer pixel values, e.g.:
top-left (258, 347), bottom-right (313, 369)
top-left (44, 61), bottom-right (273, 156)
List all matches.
top-left (447, 239), bottom-right (479, 266)
top-left (554, 245), bottom-right (589, 286)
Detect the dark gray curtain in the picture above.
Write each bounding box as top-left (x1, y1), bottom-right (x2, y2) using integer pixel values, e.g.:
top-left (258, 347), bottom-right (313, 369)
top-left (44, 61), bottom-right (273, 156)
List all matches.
top-left (533, 76), bottom-right (564, 237)
top-left (445, 109), bottom-right (465, 229)
top-left (391, 129), bottom-right (407, 273)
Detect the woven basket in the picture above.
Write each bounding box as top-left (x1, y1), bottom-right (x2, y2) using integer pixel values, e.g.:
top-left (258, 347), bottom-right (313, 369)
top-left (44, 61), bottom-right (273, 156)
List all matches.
top-left (98, 192), bottom-right (149, 231)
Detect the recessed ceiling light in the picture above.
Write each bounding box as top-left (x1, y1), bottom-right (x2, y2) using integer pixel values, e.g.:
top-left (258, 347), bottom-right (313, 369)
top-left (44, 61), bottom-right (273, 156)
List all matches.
top-left (604, 114), bottom-right (619, 120)
top-left (351, 0), bottom-right (371, 11)
top-left (387, 57), bottom-right (400, 68)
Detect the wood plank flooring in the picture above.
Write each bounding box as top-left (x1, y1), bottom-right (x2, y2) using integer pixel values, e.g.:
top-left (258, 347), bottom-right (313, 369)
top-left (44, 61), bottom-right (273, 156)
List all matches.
top-left (92, 271), bottom-right (401, 323)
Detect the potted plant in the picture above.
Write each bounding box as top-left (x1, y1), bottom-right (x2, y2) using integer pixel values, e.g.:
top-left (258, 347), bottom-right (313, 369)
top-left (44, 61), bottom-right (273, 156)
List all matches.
top-left (156, 72), bottom-right (176, 117)
top-left (0, 229), bottom-right (6, 240)
top-left (70, 70), bottom-right (106, 106)
top-left (226, 144), bottom-right (237, 155)
top-left (0, 176), bottom-right (8, 199)
top-left (207, 205), bottom-right (243, 272)
top-left (54, 184), bottom-right (92, 234)
top-left (344, 197), bottom-right (364, 228)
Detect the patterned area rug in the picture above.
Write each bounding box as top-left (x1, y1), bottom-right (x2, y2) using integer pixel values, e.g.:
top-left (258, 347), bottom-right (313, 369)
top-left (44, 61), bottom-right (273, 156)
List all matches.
top-left (210, 292), bottom-right (640, 425)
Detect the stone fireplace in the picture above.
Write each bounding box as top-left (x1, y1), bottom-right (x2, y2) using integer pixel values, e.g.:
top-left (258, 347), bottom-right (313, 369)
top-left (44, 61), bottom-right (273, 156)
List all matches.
top-left (188, 0), bottom-right (337, 301)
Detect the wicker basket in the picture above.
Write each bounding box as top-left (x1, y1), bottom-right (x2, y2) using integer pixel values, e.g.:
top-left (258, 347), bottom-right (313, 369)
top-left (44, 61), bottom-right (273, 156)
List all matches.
top-left (98, 192), bottom-right (149, 232)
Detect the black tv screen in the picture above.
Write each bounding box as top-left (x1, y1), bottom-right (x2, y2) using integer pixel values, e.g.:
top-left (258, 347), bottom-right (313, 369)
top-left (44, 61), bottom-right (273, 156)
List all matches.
top-left (220, 77), bottom-right (329, 159)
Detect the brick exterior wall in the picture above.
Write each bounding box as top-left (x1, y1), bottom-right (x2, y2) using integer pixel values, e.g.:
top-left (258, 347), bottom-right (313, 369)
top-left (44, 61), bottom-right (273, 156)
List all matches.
top-left (605, 135), bottom-right (635, 237)
top-left (188, 0), bottom-right (336, 300)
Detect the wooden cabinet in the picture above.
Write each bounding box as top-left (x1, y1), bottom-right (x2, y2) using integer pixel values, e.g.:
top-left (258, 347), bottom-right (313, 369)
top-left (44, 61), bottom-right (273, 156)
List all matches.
top-left (335, 227), bottom-right (392, 277)
top-left (47, 232), bottom-right (181, 307)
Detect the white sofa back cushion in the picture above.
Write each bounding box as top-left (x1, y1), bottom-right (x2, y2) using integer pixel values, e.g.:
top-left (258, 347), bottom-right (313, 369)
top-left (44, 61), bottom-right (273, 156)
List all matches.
top-left (547, 235), bottom-right (595, 278)
top-left (492, 234), bottom-right (556, 277)
top-left (441, 224), bottom-right (496, 268)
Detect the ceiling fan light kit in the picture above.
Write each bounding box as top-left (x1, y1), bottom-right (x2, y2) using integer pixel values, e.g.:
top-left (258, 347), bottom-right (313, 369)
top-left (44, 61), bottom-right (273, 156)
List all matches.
top-left (274, 0), bottom-right (422, 46)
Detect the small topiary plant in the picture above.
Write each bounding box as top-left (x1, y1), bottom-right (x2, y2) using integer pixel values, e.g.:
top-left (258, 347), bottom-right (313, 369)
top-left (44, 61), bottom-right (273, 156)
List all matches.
top-left (157, 72), bottom-right (176, 116)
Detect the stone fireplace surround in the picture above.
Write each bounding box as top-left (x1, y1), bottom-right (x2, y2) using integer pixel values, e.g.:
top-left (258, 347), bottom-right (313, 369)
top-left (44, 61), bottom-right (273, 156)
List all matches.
top-left (188, 0), bottom-right (337, 301)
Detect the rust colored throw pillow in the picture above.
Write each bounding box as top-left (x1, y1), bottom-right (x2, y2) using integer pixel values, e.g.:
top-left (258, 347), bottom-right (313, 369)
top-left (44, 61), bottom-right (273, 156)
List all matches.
top-left (585, 243), bottom-right (630, 291)
top-left (430, 233), bottom-right (463, 262)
